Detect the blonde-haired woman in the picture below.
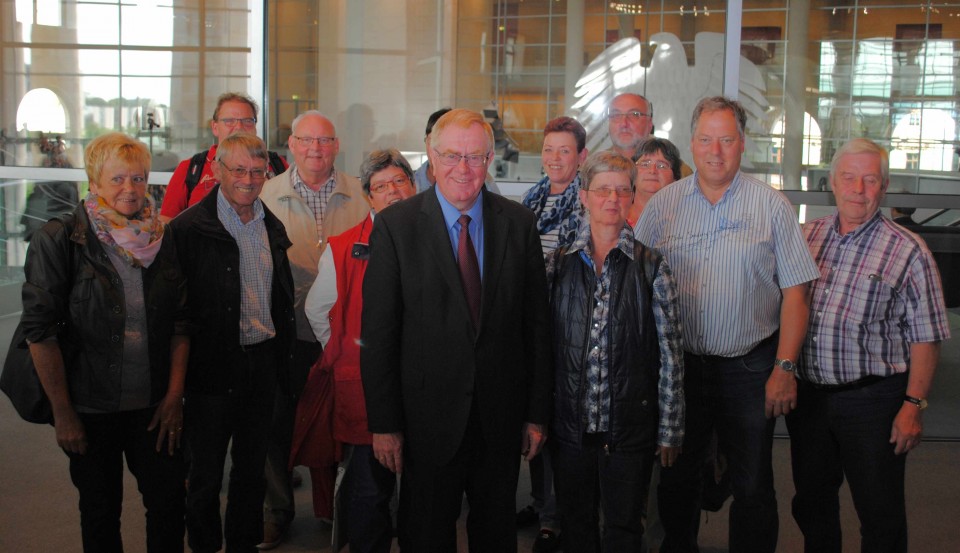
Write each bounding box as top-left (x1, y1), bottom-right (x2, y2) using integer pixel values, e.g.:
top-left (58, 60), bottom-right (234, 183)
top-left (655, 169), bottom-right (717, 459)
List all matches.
top-left (20, 132), bottom-right (189, 552)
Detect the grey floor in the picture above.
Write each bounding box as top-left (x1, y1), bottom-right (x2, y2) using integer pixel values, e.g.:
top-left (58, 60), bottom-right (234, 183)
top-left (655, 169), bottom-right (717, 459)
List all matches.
top-left (1, 292), bottom-right (959, 552)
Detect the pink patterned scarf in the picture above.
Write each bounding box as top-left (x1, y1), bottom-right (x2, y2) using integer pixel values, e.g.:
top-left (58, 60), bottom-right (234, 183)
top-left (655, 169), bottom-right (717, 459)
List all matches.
top-left (84, 193), bottom-right (165, 268)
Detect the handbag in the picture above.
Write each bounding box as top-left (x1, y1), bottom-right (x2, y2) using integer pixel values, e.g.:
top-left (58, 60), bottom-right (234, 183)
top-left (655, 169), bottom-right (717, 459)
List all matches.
top-left (1, 324), bottom-right (53, 424)
top-left (1, 213), bottom-right (78, 425)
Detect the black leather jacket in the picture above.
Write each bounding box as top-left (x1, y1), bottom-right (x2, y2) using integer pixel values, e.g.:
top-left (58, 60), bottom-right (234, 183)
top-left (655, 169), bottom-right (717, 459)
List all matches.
top-left (19, 204), bottom-right (189, 411)
top-left (169, 186), bottom-right (295, 395)
top-left (548, 240), bottom-right (663, 452)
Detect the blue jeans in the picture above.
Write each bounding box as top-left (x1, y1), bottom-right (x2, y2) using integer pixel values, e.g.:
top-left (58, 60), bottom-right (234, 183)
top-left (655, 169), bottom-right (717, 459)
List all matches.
top-left (67, 407), bottom-right (185, 553)
top-left (340, 443), bottom-right (397, 553)
top-left (658, 336), bottom-right (779, 553)
top-left (554, 433), bottom-right (656, 553)
top-left (185, 341), bottom-right (277, 553)
top-left (786, 373), bottom-right (909, 553)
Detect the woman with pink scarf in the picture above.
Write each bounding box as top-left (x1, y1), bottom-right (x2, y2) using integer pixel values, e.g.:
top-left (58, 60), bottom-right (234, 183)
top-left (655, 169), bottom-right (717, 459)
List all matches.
top-left (19, 132), bottom-right (190, 552)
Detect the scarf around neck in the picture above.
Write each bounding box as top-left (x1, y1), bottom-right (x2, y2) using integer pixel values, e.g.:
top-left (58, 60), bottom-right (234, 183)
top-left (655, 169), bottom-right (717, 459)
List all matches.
top-left (84, 192), bottom-right (165, 268)
top-left (521, 173), bottom-right (583, 250)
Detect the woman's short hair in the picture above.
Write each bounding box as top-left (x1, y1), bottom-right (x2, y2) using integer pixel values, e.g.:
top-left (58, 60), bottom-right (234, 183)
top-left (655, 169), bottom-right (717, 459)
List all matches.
top-left (543, 116), bottom-right (587, 153)
top-left (830, 137), bottom-right (889, 185)
top-left (580, 150), bottom-right (636, 189)
top-left (215, 133), bottom-right (268, 163)
top-left (360, 149), bottom-right (415, 195)
top-left (84, 132), bottom-right (151, 184)
top-left (634, 137), bottom-right (683, 181)
top-left (431, 109), bottom-right (495, 153)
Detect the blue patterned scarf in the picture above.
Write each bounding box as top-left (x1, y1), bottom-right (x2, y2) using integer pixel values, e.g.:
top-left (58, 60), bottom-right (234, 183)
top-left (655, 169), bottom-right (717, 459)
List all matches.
top-left (521, 173), bottom-right (583, 250)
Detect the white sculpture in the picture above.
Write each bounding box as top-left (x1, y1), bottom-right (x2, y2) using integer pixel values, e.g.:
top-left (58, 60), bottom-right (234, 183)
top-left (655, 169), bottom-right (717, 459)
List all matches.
top-left (571, 32), bottom-right (769, 167)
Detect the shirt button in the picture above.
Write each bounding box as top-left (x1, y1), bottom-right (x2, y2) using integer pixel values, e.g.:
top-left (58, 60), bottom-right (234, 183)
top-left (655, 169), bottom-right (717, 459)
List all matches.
top-left (112, 305), bottom-right (122, 314)
top-left (226, 267), bottom-right (232, 272)
top-left (111, 335), bottom-right (120, 343)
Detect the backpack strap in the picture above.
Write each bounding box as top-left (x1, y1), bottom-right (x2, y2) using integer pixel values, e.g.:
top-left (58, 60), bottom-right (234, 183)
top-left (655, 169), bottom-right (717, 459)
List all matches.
top-left (183, 151), bottom-right (210, 199)
top-left (268, 151), bottom-right (286, 178)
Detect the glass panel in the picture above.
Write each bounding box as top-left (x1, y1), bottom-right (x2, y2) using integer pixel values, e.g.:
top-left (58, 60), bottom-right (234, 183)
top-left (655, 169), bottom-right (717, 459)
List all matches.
top-left (1, 0), bottom-right (258, 267)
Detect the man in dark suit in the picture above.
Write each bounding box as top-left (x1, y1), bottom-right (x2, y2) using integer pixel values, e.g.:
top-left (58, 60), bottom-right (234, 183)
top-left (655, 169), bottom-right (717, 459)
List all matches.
top-left (360, 108), bottom-right (553, 552)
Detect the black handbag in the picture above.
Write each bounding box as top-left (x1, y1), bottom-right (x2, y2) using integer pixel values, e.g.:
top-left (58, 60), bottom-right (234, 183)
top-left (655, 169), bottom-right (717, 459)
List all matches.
top-left (1, 324), bottom-right (53, 424)
top-left (1, 213), bottom-right (78, 425)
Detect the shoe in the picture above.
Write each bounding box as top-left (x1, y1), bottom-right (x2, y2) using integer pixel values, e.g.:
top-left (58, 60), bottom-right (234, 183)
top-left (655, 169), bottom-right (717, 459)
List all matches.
top-left (291, 468), bottom-right (303, 489)
top-left (516, 504), bottom-right (539, 527)
top-left (532, 529), bottom-right (559, 553)
top-left (257, 521), bottom-right (288, 550)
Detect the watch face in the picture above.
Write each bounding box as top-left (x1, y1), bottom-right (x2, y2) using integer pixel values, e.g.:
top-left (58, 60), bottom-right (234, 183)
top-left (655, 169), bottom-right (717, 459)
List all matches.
top-left (777, 359), bottom-right (795, 372)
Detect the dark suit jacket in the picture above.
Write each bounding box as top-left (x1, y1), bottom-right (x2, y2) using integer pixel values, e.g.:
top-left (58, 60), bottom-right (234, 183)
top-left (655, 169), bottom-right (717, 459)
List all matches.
top-left (360, 187), bottom-right (553, 465)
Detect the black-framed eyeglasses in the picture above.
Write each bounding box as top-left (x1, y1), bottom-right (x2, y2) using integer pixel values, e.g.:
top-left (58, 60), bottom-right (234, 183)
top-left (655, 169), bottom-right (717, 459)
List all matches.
top-left (433, 148), bottom-right (490, 167)
top-left (219, 161), bottom-right (268, 180)
top-left (607, 110), bottom-right (652, 122)
top-left (217, 117), bottom-right (257, 127)
top-left (293, 136), bottom-right (337, 147)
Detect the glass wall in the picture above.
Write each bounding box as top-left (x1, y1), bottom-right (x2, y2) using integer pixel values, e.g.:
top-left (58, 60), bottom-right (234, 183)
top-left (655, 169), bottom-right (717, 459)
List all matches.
top-left (0, 0), bottom-right (262, 266)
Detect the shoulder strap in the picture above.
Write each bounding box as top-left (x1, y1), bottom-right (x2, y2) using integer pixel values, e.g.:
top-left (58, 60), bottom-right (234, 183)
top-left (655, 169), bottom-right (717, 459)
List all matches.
top-left (184, 151), bottom-right (209, 198)
top-left (268, 151), bottom-right (286, 177)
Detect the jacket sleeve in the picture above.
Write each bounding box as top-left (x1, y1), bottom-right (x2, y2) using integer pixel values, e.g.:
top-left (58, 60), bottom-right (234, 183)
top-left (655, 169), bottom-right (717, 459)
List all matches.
top-left (359, 213), bottom-right (406, 434)
top-left (521, 215), bottom-right (553, 426)
top-left (19, 218), bottom-right (76, 345)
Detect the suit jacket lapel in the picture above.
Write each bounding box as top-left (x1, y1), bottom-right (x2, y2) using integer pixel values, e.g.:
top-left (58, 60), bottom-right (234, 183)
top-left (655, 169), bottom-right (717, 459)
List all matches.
top-left (479, 190), bottom-right (507, 336)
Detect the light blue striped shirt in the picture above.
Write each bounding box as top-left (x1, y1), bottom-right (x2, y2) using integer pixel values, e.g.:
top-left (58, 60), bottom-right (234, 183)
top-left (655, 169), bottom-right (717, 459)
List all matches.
top-left (435, 185), bottom-right (485, 280)
top-left (635, 171), bottom-right (819, 357)
top-left (217, 189), bottom-right (276, 345)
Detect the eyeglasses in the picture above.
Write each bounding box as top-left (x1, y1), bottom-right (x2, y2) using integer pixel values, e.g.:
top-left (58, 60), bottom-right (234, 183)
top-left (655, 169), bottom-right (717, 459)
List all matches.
top-left (637, 159), bottom-right (671, 171)
top-left (293, 136), bottom-right (337, 147)
top-left (433, 149), bottom-right (490, 167)
top-left (217, 117), bottom-right (257, 127)
top-left (607, 110), bottom-right (652, 122)
top-left (219, 161), bottom-right (268, 180)
top-left (586, 187), bottom-right (634, 198)
top-left (370, 175), bottom-right (412, 194)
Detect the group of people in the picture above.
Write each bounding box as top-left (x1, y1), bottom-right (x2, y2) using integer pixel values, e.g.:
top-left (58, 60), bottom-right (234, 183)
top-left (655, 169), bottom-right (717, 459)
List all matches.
top-left (16, 89), bottom-right (948, 553)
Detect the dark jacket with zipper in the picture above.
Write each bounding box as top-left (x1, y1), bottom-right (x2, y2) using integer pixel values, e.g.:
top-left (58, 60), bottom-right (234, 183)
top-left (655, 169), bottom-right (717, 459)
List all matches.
top-left (19, 203), bottom-right (189, 411)
top-left (168, 185), bottom-right (295, 395)
top-left (549, 240), bottom-right (663, 452)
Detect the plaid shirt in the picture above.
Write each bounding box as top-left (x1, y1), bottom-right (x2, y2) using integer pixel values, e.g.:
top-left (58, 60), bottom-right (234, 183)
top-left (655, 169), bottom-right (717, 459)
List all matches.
top-left (216, 190), bottom-right (276, 345)
top-left (550, 223), bottom-right (685, 446)
top-left (292, 167), bottom-right (338, 239)
top-left (800, 211), bottom-right (950, 385)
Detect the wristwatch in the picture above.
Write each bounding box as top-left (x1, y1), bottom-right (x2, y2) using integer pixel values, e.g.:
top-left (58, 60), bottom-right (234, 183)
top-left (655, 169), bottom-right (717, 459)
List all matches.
top-left (904, 395), bottom-right (928, 410)
top-left (775, 358), bottom-right (796, 372)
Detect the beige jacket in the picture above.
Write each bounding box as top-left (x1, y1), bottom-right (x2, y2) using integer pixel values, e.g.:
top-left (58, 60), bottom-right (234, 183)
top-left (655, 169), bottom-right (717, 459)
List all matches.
top-left (261, 165), bottom-right (369, 341)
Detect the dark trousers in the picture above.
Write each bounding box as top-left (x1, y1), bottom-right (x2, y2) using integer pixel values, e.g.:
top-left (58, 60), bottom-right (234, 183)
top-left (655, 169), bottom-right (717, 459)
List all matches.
top-left (398, 412), bottom-right (521, 553)
top-left (263, 339), bottom-right (322, 526)
top-left (341, 443), bottom-right (397, 553)
top-left (786, 373), bottom-right (909, 553)
top-left (67, 407), bottom-right (185, 553)
top-left (185, 342), bottom-right (277, 553)
top-left (658, 335), bottom-right (779, 553)
top-left (554, 433), bottom-right (655, 553)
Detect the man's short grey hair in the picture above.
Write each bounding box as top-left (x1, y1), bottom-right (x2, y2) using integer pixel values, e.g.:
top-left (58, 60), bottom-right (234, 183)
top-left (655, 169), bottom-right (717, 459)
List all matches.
top-left (291, 110), bottom-right (334, 136)
top-left (690, 96), bottom-right (747, 138)
top-left (610, 92), bottom-right (654, 116)
top-left (360, 149), bottom-right (415, 196)
top-left (215, 133), bottom-right (268, 163)
top-left (829, 138), bottom-right (890, 185)
top-left (580, 150), bottom-right (637, 190)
